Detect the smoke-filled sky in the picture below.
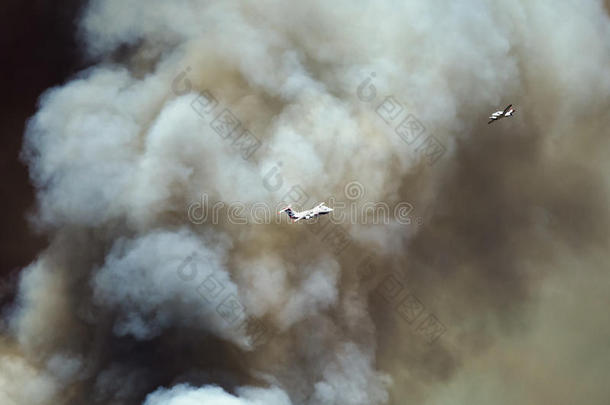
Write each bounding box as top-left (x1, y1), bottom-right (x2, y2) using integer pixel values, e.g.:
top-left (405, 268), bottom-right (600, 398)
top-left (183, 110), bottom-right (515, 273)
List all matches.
top-left (2, 1), bottom-right (610, 404)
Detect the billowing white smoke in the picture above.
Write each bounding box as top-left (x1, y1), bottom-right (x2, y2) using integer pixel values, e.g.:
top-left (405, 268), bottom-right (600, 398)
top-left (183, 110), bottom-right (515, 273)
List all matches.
top-left (143, 384), bottom-right (291, 405)
top-left (3, 0), bottom-right (610, 404)
top-left (92, 229), bottom-right (243, 343)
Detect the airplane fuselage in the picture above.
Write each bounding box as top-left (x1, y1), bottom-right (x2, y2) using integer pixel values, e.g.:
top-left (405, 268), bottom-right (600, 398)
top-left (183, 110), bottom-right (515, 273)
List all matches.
top-left (488, 105), bottom-right (515, 124)
top-left (279, 203), bottom-right (333, 222)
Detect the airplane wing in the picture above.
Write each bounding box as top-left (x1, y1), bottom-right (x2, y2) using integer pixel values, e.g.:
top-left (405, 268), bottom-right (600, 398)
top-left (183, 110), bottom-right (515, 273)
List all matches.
top-left (502, 104), bottom-right (513, 114)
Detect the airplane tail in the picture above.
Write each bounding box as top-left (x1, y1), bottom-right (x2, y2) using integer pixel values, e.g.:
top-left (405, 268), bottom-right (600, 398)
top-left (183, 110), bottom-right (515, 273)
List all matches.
top-left (278, 205), bottom-right (297, 219)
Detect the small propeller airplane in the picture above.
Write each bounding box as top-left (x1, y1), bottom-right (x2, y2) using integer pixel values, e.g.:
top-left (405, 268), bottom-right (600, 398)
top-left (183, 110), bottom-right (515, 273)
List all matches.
top-left (488, 104), bottom-right (515, 124)
top-left (278, 202), bottom-right (333, 223)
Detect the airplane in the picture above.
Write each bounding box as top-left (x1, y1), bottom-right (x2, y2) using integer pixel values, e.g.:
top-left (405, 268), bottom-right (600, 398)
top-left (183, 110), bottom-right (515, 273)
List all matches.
top-left (278, 202), bottom-right (333, 223)
top-left (488, 104), bottom-right (515, 124)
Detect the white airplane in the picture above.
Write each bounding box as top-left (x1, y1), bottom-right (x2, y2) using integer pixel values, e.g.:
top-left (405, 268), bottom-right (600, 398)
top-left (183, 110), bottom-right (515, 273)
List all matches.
top-left (488, 104), bottom-right (515, 124)
top-left (278, 202), bottom-right (333, 223)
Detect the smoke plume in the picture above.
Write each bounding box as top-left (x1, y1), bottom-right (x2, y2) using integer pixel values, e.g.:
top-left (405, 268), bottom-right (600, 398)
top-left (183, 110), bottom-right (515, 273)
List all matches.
top-left (2, 0), bottom-right (610, 404)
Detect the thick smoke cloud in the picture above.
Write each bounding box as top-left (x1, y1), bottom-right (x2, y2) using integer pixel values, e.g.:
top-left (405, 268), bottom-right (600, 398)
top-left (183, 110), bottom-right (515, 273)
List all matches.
top-left (2, 0), bottom-right (610, 404)
top-left (143, 384), bottom-right (291, 405)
